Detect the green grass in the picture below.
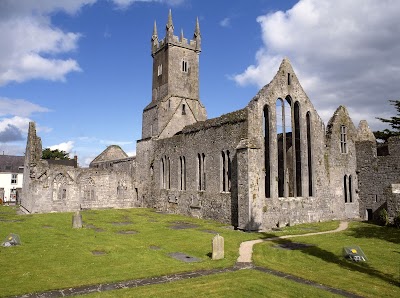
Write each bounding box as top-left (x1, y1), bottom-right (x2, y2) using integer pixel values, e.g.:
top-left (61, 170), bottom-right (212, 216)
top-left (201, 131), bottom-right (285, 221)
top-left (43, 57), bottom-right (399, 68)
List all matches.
top-left (253, 221), bottom-right (400, 298)
top-left (82, 269), bottom-right (341, 298)
top-left (0, 205), bottom-right (343, 297)
top-left (0, 206), bottom-right (257, 297)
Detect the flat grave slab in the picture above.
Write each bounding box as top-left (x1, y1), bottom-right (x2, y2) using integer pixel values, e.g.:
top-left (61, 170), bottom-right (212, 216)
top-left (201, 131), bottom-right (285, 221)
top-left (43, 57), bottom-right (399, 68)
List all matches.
top-left (169, 252), bottom-right (201, 263)
top-left (169, 222), bottom-right (199, 230)
top-left (116, 230), bottom-right (138, 235)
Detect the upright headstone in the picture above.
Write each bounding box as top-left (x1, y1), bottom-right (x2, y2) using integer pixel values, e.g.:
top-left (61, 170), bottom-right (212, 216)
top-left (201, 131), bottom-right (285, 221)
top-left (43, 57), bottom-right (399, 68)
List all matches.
top-left (212, 234), bottom-right (224, 260)
top-left (72, 211), bottom-right (83, 229)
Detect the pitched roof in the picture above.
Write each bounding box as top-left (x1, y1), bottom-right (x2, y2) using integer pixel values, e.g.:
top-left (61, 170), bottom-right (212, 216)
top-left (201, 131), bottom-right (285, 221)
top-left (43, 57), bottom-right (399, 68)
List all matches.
top-left (90, 145), bottom-right (129, 165)
top-left (0, 155), bottom-right (24, 173)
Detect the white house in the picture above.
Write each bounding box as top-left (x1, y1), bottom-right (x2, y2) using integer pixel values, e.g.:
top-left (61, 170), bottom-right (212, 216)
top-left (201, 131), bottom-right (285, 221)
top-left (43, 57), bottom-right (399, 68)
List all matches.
top-left (0, 155), bottom-right (24, 204)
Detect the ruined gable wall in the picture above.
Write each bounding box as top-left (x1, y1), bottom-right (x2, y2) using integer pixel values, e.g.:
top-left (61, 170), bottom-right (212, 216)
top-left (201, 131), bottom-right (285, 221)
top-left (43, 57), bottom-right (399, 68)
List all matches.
top-left (325, 106), bottom-right (360, 219)
top-left (245, 60), bottom-right (335, 230)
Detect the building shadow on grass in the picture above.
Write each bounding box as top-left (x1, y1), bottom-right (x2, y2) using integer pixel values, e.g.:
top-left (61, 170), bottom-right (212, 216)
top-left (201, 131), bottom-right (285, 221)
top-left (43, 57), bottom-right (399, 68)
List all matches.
top-left (345, 222), bottom-right (400, 245)
top-left (263, 237), bottom-right (400, 287)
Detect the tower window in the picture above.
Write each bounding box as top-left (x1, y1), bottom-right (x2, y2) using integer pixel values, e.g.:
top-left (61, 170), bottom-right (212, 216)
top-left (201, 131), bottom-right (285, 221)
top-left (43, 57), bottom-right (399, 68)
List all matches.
top-left (288, 73), bottom-right (291, 85)
top-left (182, 104), bottom-right (186, 115)
top-left (182, 60), bottom-right (188, 72)
top-left (158, 64), bottom-right (162, 76)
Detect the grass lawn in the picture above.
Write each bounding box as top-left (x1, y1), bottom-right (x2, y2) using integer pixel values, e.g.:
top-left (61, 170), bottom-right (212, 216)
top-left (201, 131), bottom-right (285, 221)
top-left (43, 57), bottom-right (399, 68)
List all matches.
top-left (0, 206), bottom-right (338, 297)
top-left (82, 269), bottom-right (342, 298)
top-left (253, 221), bottom-right (400, 298)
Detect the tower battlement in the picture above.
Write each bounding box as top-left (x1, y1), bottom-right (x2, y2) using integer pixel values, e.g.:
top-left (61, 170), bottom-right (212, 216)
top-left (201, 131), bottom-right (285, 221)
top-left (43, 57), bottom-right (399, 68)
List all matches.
top-left (151, 10), bottom-right (201, 57)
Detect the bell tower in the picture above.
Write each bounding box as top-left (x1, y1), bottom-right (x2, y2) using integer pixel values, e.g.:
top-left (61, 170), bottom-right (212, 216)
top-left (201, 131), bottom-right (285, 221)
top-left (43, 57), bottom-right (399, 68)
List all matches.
top-left (142, 10), bottom-right (206, 140)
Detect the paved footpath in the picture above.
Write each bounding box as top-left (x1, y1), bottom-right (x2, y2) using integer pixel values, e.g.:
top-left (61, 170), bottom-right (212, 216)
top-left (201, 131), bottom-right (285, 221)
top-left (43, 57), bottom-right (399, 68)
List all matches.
top-left (11, 221), bottom-right (363, 298)
top-left (237, 221), bottom-right (349, 263)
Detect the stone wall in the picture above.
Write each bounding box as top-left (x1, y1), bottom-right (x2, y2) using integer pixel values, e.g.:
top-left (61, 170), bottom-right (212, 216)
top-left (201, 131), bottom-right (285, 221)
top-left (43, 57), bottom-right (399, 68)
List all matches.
top-left (138, 109), bottom-right (248, 225)
top-left (357, 136), bottom-right (400, 220)
top-left (21, 123), bottom-right (137, 214)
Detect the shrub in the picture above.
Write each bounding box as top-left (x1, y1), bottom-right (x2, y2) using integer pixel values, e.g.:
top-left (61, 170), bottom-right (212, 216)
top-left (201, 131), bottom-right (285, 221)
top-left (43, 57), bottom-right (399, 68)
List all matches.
top-left (393, 211), bottom-right (400, 228)
top-left (378, 208), bottom-right (389, 226)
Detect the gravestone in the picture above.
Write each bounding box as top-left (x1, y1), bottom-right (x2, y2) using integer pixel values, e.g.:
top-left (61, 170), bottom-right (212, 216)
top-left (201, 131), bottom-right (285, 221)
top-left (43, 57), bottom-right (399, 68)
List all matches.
top-left (212, 234), bottom-right (224, 260)
top-left (72, 211), bottom-right (83, 229)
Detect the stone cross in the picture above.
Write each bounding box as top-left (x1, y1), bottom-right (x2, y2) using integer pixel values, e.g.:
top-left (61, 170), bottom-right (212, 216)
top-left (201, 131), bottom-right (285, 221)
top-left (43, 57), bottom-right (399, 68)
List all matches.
top-left (212, 234), bottom-right (224, 260)
top-left (72, 210), bottom-right (83, 229)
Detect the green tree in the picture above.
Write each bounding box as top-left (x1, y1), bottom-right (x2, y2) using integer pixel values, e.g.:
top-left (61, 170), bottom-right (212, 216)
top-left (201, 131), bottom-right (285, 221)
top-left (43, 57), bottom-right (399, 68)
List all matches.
top-left (373, 100), bottom-right (400, 142)
top-left (42, 148), bottom-right (71, 160)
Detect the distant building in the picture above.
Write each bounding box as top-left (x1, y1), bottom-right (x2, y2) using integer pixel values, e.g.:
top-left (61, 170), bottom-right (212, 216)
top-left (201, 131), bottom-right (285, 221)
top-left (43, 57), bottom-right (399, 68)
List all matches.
top-left (0, 155), bottom-right (24, 204)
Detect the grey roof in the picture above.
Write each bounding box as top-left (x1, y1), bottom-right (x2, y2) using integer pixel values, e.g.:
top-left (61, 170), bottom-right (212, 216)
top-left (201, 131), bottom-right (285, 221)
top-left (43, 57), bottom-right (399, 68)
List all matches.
top-left (0, 155), bottom-right (24, 173)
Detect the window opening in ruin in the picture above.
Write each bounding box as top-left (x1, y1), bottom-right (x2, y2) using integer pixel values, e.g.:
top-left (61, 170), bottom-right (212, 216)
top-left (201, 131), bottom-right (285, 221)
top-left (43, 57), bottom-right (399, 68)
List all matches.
top-left (168, 99), bottom-right (171, 109)
top-left (11, 174), bottom-right (17, 184)
top-left (227, 151), bottom-right (231, 192)
top-left (288, 73), bottom-right (291, 85)
top-left (61, 188), bottom-right (67, 200)
top-left (221, 151), bottom-right (226, 192)
top-left (340, 125), bottom-right (348, 153)
top-left (167, 157), bottom-right (171, 189)
top-left (306, 112), bottom-right (313, 196)
top-left (263, 105), bottom-right (271, 198)
top-left (276, 96), bottom-right (295, 197)
top-left (221, 150), bottom-right (231, 192)
top-left (150, 165), bottom-right (154, 179)
top-left (82, 177), bottom-right (95, 201)
top-left (276, 99), bottom-right (285, 197)
top-left (182, 60), bottom-right (188, 72)
top-left (344, 175), bottom-right (348, 203)
top-left (375, 194), bottom-right (378, 202)
top-left (294, 101), bottom-right (302, 196)
top-left (179, 156), bottom-right (186, 190)
top-left (197, 154), bottom-right (202, 191)
top-left (53, 173), bottom-right (68, 201)
top-left (349, 175), bottom-right (353, 203)
top-left (158, 64), bottom-right (162, 76)
top-left (198, 153), bottom-right (205, 191)
top-left (160, 158), bottom-right (165, 189)
top-left (202, 153), bottom-right (206, 190)
top-left (182, 104), bottom-right (186, 115)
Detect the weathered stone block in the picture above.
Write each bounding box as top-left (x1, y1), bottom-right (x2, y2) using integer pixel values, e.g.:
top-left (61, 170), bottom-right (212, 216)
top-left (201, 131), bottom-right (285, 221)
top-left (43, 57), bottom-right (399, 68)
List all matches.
top-left (212, 234), bottom-right (224, 260)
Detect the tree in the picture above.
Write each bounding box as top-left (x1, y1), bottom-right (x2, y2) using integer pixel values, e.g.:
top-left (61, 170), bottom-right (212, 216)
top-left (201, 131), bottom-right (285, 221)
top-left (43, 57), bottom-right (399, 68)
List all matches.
top-left (42, 148), bottom-right (71, 160)
top-left (373, 100), bottom-right (400, 142)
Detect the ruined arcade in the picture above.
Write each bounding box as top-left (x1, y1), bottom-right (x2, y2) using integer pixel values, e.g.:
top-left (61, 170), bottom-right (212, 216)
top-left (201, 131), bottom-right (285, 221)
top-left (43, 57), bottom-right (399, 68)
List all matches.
top-left (21, 11), bottom-right (399, 230)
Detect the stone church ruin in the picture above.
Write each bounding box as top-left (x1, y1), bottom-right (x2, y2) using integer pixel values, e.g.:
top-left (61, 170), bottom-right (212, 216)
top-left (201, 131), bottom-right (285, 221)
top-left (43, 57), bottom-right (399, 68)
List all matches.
top-left (21, 11), bottom-right (400, 230)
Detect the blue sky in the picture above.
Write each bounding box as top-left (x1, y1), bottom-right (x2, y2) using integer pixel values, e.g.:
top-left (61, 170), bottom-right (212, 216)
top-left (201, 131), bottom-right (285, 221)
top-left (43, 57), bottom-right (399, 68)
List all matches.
top-left (0, 0), bottom-right (399, 166)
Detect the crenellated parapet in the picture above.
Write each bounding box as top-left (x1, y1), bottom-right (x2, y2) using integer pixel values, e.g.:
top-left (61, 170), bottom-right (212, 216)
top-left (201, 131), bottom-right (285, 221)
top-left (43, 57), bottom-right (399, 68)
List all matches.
top-left (151, 10), bottom-right (201, 57)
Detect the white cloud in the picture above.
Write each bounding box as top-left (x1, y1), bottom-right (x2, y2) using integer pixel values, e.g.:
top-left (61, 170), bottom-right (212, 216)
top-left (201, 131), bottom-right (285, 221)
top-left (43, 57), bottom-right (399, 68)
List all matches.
top-left (220, 17), bottom-right (231, 28)
top-left (0, 0), bottom-right (96, 86)
top-left (49, 141), bottom-right (75, 153)
top-left (0, 116), bottom-right (31, 142)
top-left (111, 0), bottom-right (185, 9)
top-left (126, 151), bottom-right (136, 157)
top-left (233, 0), bottom-right (400, 130)
top-left (0, 97), bottom-right (51, 117)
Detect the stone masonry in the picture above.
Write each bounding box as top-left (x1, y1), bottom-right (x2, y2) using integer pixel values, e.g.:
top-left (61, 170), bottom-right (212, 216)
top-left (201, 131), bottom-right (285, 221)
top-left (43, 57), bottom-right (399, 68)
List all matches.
top-left (21, 11), bottom-right (399, 229)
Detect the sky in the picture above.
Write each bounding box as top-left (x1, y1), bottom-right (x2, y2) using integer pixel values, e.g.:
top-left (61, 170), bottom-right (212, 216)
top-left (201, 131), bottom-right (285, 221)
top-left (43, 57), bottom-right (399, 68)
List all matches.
top-left (0, 0), bottom-right (399, 166)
